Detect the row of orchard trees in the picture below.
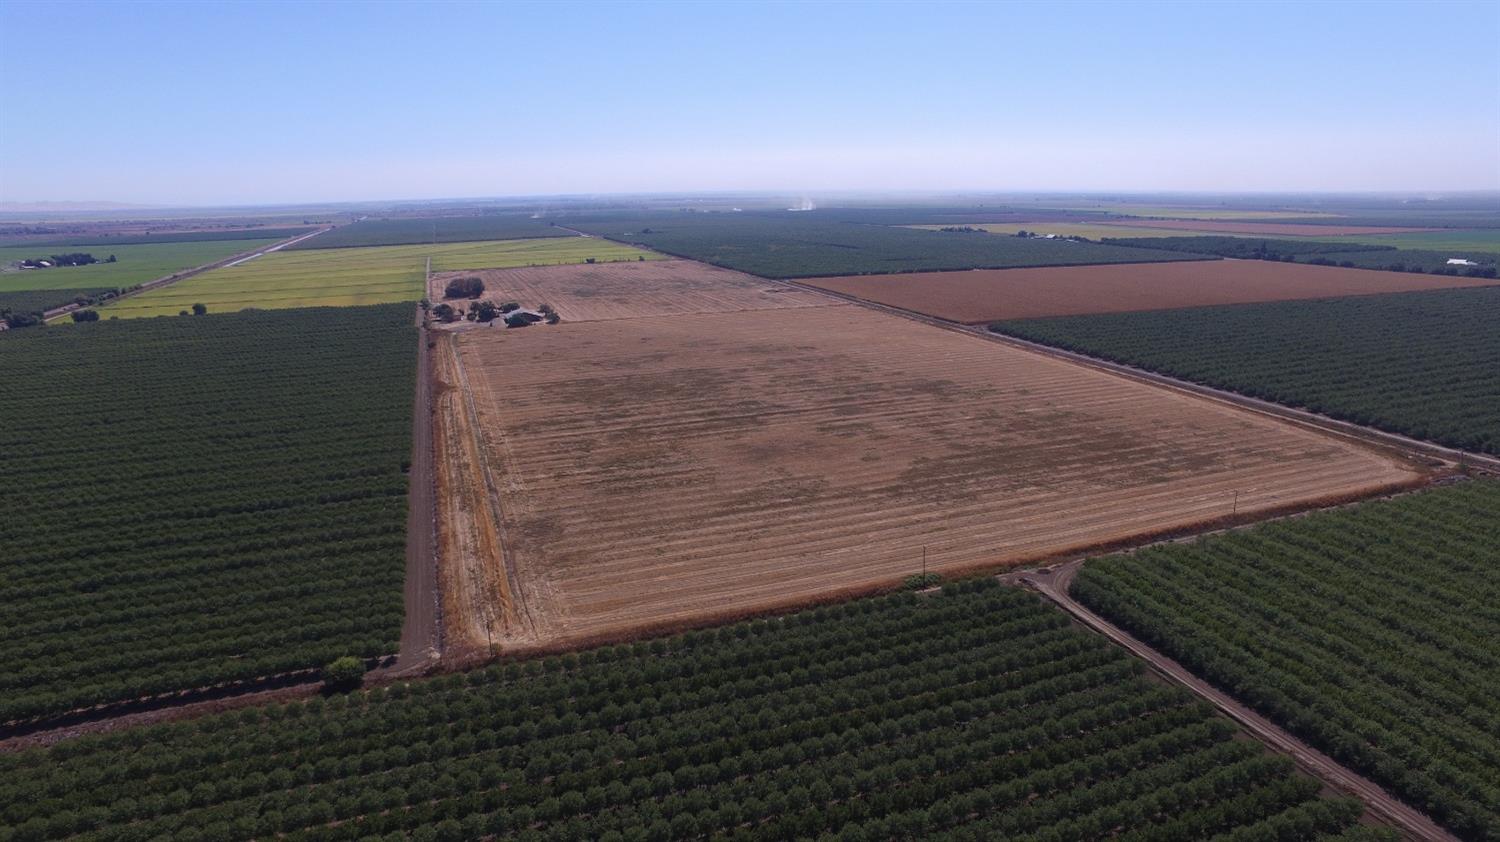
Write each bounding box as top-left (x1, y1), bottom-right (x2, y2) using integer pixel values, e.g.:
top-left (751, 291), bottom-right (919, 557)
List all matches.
top-left (0, 582), bottom-right (1383, 842)
top-left (0, 304), bottom-right (416, 723)
top-left (1073, 480), bottom-right (1500, 841)
top-left (992, 286), bottom-right (1500, 455)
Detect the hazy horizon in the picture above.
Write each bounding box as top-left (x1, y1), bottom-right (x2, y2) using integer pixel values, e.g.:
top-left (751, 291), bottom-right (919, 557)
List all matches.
top-left (3, 0), bottom-right (1497, 205)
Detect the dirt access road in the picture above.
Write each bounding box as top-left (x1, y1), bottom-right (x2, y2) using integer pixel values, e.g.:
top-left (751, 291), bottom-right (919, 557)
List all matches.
top-left (391, 308), bottom-right (441, 675)
top-left (1003, 560), bottom-right (1458, 842)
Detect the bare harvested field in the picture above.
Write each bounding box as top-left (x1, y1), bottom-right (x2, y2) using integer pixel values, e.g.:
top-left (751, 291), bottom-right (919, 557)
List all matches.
top-left (438, 302), bottom-right (1422, 651)
top-left (1093, 219), bottom-right (1434, 236)
top-left (429, 258), bottom-right (833, 322)
top-left (803, 260), bottom-right (1500, 323)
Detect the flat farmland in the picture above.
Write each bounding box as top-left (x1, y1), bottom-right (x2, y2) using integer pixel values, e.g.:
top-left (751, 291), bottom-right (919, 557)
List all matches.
top-left (1312, 228), bottom-right (1500, 254)
top-left (0, 239), bottom-right (280, 293)
top-left (906, 222), bottom-right (1222, 239)
top-left (442, 303), bottom-right (1421, 652)
top-left (1092, 219), bottom-right (1433, 236)
top-left (102, 237), bottom-right (657, 317)
top-left (803, 260), bottom-right (1500, 322)
top-left (1053, 205), bottom-right (1343, 220)
top-left (429, 258), bottom-right (833, 321)
top-left (284, 215), bottom-right (570, 249)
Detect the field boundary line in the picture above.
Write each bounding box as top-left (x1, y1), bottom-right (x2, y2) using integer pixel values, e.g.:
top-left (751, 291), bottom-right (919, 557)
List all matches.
top-left (444, 332), bottom-right (538, 646)
top-left (0, 655), bottom-right (396, 748)
top-left (41, 226), bottom-right (333, 322)
top-left (1004, 560), bottom-right (1459, 842)
top-left (771, 277), bottom-right (1500, 475)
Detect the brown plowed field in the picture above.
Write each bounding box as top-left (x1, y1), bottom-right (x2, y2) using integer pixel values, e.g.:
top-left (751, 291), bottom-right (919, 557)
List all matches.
top-left (803, 260), bottom-right (1500, 323)
top-left (429, 259), bottom-right (833, 322)
top-left (446, 303), bottom-right (1421, 649)
top-left (1093, 219), bottom-right (1433, 236)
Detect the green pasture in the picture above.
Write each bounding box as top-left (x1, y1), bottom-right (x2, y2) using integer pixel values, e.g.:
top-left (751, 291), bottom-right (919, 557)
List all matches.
top-left (1310, 229), bottom-right (1500, 254)
top-left (101, 237), bottom-right (659, 317)
top-left (0, 239), bottom-right (279, 293)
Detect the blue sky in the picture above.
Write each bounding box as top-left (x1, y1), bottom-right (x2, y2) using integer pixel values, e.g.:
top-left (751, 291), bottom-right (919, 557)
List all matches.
top-left (2, 0), bottom-right (1497, 205)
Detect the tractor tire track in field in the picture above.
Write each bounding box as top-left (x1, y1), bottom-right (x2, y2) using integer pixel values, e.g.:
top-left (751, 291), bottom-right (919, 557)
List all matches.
top-left (41, 226), bottom-right (332, 322)
top-left (1003, 560), bottom-right (1459, 842)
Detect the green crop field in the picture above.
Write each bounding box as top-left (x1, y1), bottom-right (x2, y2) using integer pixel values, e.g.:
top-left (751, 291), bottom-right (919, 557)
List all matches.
top-left (0, 305), bottom-right (414, 722)
top-left (0, 580), bottom-right (1389, 842)
top-left (1073, 480), bottom-right (1500, 840)
top-left (991, 286), bottom-right (1500, 454)
top-left (0, 227), bottom-right (315, 248)
top-left (0, 240), bottom-right (280, 293)
top-left (565, 213), bottom-right (1207, 278)
top-left (1310, 229), bottom-right (1500, 254)
top-left (100, 238), bottom-right (657, 318)
top-left (286, 216), bottom-right (570, 249)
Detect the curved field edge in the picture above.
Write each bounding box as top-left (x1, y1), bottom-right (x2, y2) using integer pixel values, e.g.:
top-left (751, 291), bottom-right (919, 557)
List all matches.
top-left (989, 286), bottom-right (1500, 455)
top-left (1070, 480), bottom-right (1500, 840)
top-left (0, 304), bottom-right (415, 722)
top-left (0, 581), bottom-right (1390, 841)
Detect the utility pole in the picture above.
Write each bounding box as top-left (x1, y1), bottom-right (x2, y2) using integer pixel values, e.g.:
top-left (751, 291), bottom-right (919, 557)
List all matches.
top-left (1232, 490), bottom-right (1239, 516)
top-left (922, 545), bottom-right (927, 578)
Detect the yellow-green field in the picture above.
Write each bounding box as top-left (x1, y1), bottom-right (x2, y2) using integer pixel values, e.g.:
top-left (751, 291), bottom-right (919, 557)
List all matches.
top-left (100, 237), bottom-right (660, 318)
top-left (906, 223), bottom-right (1243, 239)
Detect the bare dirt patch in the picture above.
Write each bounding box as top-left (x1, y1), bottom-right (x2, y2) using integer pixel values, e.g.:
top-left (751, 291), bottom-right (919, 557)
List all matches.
top-left (803, 260), bottom-right (1500, 323)
top-left (442, 303), bottom-right (1422, 650)
top-left (1093, 220), bottom-right (1434, 236)
top-left (429, 259), bottom-right (834, 322)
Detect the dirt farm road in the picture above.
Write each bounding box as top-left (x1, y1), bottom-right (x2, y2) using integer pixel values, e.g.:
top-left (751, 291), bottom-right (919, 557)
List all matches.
top-left (1002, 560), bottom-right (1458, 842)
top-left (392, 310), bottom-right (441, 675)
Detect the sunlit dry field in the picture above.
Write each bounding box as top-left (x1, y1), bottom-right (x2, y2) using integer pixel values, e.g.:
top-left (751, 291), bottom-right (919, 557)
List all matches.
top-left (429, 258), bottom-right (831, 321)
top-left (437, 289), bottom-right (1422, 652)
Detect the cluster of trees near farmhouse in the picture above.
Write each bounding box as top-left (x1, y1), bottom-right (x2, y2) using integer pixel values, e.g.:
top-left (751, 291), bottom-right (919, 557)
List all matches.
top-left (1072, 480), bottom-right (1500, 840)
top-left (428, 281), bottom-right (558, 327)
top-left (0, 582), bottom-right (1387, 842)
top-left (0, 305), bottom-right (415, 722)
top-left (0, 285), bottom-right (141, 328)
top-left (18, 252), bottom-right (116, 268)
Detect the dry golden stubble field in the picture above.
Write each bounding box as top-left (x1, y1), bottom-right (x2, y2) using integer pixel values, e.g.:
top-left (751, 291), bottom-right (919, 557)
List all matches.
top-left (436, 301), bottom-right (1423, 652)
